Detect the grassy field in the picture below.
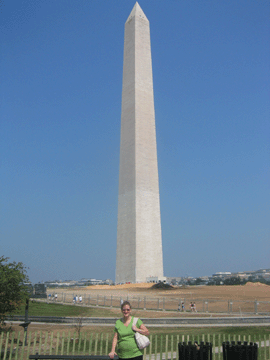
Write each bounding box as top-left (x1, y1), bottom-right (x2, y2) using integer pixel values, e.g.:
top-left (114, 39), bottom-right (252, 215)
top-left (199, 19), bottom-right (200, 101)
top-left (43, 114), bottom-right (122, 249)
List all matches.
top-left (10, 301), bottom-right (270, 338)
top-left (14, 301), bottom-right (222, 318)
top-left (148, 326), bottom-right (270, 337)
top-left (14, 301), bottom-right (115, 317)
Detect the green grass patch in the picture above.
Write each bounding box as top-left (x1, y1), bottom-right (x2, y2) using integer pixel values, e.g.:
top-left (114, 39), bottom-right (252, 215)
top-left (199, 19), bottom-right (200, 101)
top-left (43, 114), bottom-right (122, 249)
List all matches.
top-left (13, 301), bottom-right (117, 317)
top-left (148, 326), bottom-right (270, 337)
top-left (76, 326), bottom-right (270, 337)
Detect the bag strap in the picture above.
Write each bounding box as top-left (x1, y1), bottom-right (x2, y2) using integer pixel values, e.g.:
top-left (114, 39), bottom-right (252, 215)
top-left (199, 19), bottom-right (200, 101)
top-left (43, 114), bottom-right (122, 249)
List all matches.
top-left (132, 317), bottom-right (138, 327)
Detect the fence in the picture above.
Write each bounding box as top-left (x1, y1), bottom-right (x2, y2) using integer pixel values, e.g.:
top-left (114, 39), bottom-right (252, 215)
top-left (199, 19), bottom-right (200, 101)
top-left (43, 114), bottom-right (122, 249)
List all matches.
top-left (1, 331), bottom-right (269, 360)
top-left (45, 293), bottom-right (270, 315)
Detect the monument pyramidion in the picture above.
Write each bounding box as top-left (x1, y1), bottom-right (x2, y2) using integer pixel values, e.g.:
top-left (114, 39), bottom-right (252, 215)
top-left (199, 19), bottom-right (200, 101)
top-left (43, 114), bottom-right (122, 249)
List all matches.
top-left (116, 2), bottom-right (164, 284)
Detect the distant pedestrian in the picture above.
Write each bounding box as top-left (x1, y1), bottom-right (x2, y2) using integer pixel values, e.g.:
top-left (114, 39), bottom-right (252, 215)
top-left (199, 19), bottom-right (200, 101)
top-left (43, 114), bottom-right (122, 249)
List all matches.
top-left (73, 296), bottom-right (76, 304)
top-left (76, 295), bottom-right (78, 303)
top-left (193, 302), bottom-right (197, 312)
top-left (181, 301), bottom-right (185, 311)
top-left (55, 293), bottom-right (58, 301)
top-left (48, 294), bottom-right (51, 301)
top-left (178, 304), bottom-right (181, 312)
top-left (79, 295), bottom-right (82, 303)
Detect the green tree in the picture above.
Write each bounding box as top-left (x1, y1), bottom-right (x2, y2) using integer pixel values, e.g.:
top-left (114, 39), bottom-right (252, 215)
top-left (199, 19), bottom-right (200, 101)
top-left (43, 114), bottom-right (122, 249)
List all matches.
top-left (223, 276), bottom-right (242, 285)
top-left (195, 277), bottom-right (204, 285)
top-left (0, 256), bottom-right (29, 325)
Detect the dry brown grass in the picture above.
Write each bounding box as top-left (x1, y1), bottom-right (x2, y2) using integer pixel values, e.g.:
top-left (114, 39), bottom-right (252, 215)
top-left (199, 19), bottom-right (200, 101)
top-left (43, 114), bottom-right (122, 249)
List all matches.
top-left (56, 282), bottom-right (270, 301)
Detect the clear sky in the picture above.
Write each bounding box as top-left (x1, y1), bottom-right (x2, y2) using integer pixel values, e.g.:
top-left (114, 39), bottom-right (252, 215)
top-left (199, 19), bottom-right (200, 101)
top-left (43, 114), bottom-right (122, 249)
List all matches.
top-left (1, 0), bottom-right (269, 283)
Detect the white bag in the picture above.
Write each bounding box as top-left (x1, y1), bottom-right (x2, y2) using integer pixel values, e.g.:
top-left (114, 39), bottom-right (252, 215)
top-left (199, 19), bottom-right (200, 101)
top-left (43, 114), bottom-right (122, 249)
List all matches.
top-left (132, 317), bottom-right (150, 349)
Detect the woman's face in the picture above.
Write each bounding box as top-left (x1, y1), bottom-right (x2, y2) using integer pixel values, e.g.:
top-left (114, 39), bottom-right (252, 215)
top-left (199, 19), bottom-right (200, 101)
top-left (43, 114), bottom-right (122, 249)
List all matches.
top-left (122, 304), bottom-right (131, 318)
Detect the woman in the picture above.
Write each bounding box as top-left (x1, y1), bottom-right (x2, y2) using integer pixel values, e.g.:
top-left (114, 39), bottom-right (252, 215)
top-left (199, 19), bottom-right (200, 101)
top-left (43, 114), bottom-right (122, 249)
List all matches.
top-left (109, 301), bottom-right (149, 360)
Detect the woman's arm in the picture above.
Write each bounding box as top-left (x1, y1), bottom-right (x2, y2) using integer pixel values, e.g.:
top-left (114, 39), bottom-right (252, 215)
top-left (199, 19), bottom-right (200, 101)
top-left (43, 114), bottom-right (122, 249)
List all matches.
top-left (132, 323), bottom-right (149, 336)
top-left (109, 332), bottom-right (118, 359)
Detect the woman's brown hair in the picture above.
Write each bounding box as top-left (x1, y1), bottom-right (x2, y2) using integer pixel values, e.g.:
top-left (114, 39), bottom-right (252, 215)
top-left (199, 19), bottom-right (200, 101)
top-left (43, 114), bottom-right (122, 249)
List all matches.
top-left (121, 300), bottom-right (131, 310)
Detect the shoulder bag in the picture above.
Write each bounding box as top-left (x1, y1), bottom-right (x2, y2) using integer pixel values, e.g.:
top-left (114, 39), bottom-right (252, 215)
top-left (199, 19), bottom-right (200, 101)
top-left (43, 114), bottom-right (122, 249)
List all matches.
top-left (132, 317), bottom-right (150, 349)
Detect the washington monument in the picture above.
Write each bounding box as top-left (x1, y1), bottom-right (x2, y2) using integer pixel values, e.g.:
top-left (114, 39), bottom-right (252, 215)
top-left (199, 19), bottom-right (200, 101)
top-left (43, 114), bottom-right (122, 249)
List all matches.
top-left (116, 3), bottom-right (164, 283)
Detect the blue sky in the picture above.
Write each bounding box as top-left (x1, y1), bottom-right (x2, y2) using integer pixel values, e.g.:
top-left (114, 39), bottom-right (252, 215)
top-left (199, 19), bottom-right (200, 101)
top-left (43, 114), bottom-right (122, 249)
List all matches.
top-left (1, 0), bottom-right (269, 283)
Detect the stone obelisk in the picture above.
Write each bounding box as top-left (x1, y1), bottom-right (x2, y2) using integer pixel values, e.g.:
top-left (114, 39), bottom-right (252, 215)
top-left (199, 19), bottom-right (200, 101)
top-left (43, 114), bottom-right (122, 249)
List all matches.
top-left (116, 2), bottom-right (164, 283)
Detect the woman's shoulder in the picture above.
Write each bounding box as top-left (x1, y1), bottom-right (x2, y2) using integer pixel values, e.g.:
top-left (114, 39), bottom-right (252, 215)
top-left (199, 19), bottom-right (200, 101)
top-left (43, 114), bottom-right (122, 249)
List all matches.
top-left (132, 316), bottom-right (140, 320)
top-left (134, 317), bottom-right (143, 325)
top-left (115, 318), bottom-right (123, 327)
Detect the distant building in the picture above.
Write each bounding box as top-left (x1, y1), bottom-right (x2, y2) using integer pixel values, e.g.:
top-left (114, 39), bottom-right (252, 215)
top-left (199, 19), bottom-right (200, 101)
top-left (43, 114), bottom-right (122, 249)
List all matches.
top-left (166, 277), bottom-right (183, 284)
top-left (212, 272), bottom-right (231, 278)
top-left (146, 276), bottom-right (167, 283)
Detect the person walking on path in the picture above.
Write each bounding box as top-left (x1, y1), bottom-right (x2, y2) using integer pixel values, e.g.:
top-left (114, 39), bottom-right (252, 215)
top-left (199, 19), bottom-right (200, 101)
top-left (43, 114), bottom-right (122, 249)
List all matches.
top-left (181, 301), bottom-right (185, 311)
top-left (109, 301), bottom-right (149, 360)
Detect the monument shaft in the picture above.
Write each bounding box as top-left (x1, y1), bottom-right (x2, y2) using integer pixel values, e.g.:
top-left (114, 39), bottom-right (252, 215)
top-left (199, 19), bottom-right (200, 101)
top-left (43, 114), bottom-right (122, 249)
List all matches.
top-left (116, 3), bottom-right (164, 283)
